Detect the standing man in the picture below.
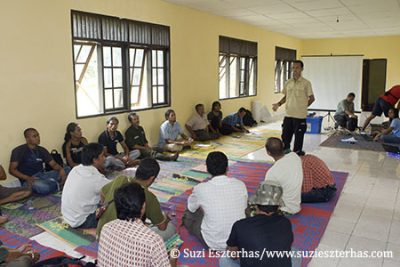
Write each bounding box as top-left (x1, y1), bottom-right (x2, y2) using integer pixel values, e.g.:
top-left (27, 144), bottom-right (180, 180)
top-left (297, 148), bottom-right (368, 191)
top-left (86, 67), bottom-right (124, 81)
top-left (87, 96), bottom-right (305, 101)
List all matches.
top-left (361, 85), bottom-right (400, 131)
top-left (273, 60), bottom-right (315, 155)
top-left (9, 128), bottom-right (69, 195)
top-left (334, 92), bottom-right (358, 131)
top-left (98, 117), bottom-right (140, 171)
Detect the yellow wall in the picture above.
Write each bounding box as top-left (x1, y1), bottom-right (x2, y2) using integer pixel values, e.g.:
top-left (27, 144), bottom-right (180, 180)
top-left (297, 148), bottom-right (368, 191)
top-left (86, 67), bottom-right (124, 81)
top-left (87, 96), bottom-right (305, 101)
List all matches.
top-left (302, 36), bottom-right (400, 89)
top-left (0, 0), bottom-right (301, 170)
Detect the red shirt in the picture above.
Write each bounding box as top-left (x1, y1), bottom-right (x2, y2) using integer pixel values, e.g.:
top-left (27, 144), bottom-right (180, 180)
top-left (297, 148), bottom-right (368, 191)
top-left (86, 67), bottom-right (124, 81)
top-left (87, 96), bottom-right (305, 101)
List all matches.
top-left (380, 85), bottom-right (400, 106)
top-left (301, 155), bottom-right (334, 193)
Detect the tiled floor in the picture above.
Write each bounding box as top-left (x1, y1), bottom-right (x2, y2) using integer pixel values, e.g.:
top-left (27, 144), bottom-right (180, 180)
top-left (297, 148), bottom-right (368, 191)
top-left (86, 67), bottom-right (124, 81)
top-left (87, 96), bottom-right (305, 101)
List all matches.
top-left (31, 120), bottom-right (399, 266)
top-left (243, 121), bottom-right (400, 267)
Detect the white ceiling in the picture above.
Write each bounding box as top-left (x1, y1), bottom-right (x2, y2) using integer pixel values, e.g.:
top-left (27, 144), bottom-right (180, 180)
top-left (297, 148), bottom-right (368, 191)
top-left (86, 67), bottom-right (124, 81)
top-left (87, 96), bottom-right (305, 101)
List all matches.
top-left (164, 0), bottom-right (400, 39)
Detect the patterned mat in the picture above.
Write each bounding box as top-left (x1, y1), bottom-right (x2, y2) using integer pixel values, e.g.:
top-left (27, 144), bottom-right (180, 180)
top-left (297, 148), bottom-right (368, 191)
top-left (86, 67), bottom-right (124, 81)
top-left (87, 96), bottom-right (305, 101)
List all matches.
top-left (320, 134), bottom-right (385, 152)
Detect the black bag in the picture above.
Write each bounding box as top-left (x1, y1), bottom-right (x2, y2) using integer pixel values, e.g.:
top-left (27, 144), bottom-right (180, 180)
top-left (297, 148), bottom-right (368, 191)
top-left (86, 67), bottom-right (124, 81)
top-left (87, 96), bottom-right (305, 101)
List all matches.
top-left (346, 117), bottom-right (358, 132)
top-left (243, 109), bottom-right (257, 127)
top-left (33, 256), bottom-right (95, 267)
top-left (45, 149), bottom-right (64, 171)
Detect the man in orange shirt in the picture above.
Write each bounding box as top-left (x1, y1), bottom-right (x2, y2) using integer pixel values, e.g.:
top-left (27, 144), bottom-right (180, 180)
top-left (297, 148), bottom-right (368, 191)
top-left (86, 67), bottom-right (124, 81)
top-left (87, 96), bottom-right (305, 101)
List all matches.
top-left (362, 85), bottom-right (400, 131)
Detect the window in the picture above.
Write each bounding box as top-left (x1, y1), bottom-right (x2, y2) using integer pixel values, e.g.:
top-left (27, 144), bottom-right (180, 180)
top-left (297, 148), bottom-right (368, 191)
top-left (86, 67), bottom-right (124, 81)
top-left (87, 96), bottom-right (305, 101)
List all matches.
top-left (219, 36), bottom-right (257, 99)
top-left (275, 47), bottom-right (296, 93)
top-left (71, 11), bottom-right (170, 118)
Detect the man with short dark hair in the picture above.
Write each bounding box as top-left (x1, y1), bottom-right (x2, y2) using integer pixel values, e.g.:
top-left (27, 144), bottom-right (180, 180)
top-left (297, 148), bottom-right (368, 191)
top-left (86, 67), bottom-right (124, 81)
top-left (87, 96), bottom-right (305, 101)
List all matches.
top-left (9, 128), bottom-right (69, 195)
top-left (264, 137), bottom-right (303, 215)
top-left (98, 117), bottom-right (140, 171)
top-left (97, 158), bottom-right (176, 240)
top-left (220, 108), bottom-right (249, 135)
top-left (159, 109), bottom-right (193, 152)
top-left (373, 108), bottom-right (400, 143)
top-left (125, 112), bottom-right (178, 161)
top-left (220, 181), bottom-right (293, 267)
top-left (184, 152), bottom-right (247, 250)
top-left (272, 60), bottom-right (315, 155)
top-left (62, 143), bottom-right (110, 229)
top-left (185, 104), bottom-right (219, 141)
top-left (98, 183), bottom-right (174, 267)
top-left (334, 92), bottom-right (358, 131)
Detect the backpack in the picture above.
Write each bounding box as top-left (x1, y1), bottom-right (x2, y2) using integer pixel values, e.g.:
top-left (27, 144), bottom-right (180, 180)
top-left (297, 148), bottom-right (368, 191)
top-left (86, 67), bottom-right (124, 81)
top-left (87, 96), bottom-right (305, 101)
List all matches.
top-left (33, 256), bottom-right (96, 267)
top-left (243, 109), bottom-right (258, 127)
top-left (45, 149), bottom-right (64, 171)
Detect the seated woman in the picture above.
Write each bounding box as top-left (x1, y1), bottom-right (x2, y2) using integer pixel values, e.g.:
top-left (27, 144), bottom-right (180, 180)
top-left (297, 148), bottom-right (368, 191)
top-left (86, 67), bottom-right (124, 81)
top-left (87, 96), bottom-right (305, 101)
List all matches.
top-left (207, 101), bottom-right (223, 134)
top-left (374, 108), bottom-right (400, 144)
top-left (62, 123), bottom-right (88, 167)
top-left (0, 164), bottom-right (31, 223)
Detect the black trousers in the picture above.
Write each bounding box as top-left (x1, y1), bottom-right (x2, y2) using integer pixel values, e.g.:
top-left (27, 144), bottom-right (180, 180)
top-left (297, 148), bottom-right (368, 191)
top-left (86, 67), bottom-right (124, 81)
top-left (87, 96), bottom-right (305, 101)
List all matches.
top-left (282, 117), bottom-right (307, 152)
top-left (334, 114), bottom-right (358, 131)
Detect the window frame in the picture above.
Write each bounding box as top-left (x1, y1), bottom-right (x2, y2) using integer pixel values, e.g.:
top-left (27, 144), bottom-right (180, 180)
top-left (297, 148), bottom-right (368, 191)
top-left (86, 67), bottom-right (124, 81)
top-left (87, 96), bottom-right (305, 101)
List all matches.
top-left (71, 11), bottom-right (171, 119)
top-left (275, 46), bottom-right (296, 94)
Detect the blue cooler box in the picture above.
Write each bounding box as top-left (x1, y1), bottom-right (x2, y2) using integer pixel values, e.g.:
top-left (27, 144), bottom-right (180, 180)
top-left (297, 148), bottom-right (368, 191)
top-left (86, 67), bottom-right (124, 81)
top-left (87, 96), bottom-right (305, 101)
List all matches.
top-left (306, 116), bottom-right (323, 134)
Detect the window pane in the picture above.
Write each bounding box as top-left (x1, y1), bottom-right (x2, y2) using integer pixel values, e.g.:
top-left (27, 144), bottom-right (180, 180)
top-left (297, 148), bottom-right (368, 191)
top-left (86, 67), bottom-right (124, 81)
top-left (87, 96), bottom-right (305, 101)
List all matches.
top-left (74, 45), bottom-right (81, 61)
top-left (158, 86), bottom-right (165, 103)
top-left (157, 50), bottom-right (164, 67)
top-left (129, 49), bottom-right (136, 67)
top-left (152, 86), bottom-right (158, 104)
top-left (132, 68), bottom-right (141, 86)
top-left (152, 69), bottom-right (157, 85)
top-left (229, 57), bottom-right (238, 98)
top-left (112, 47), bottom-right (122, 67)
top-left (240, 57), bottom-right (245, 68)
top-left (75, 64), bottom-right (84, 80)
top-left (105, 89), bottom-right (113, 109)
top-left (131, 86), bottom-right (140, 104)
top-left (76, 45), bottom-right (91, 63)
top-left (104, 68), bottom-right (113, 88)
top-left (249, 60), bottom-right (256, 95)
top-left (135, 49), bottom-right (144, 67)
top-left (103, 46), bottom-right (112, 67)
top-left (158, 69), bottom-right (164, 85)
top-left (114, 89), bottom-right (124, 108)
top-left (113, 68), bottom-right (122, 87)
top-left (152, 50), bottom-right (157, 66)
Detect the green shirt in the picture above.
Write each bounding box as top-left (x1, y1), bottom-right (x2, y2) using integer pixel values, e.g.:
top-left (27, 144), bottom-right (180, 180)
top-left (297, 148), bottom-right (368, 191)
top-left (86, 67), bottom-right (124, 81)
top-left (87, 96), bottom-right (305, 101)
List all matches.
top-left (335, 99), bottom-right (354, 116)
top-left (125, 125), bottom-right (148, 150)
top-left (96, 175), bottom-right (164, 236)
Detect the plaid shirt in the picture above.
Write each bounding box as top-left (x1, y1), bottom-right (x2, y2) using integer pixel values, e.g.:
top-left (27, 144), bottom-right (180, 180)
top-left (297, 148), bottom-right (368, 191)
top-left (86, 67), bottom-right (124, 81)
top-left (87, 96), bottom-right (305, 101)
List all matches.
top-left (98, 219), bottom-right (170, 267)
top-left (301, 155), bottom-right (334, 193)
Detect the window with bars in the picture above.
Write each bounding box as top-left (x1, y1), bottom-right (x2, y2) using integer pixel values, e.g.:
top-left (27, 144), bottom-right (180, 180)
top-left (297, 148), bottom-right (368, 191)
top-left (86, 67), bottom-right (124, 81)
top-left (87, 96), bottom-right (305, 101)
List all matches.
top-left (71, 10), bottom-right (170, 118)
top-left (275, 46), bottom-right (296, 93)
top-left (219, 36), bottom-right (257, 100)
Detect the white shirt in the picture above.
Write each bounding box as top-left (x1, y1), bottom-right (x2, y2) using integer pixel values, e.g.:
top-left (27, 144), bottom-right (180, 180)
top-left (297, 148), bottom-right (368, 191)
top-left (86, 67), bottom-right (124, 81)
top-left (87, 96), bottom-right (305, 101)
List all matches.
top-left (187, 175), bottom-right (248, 250)
top-left (186, 113), bottom-right (209, 131)
top-left (61, 164), bottom-right (110, 227)
top-left (265, 152), bottom-right (303, 214)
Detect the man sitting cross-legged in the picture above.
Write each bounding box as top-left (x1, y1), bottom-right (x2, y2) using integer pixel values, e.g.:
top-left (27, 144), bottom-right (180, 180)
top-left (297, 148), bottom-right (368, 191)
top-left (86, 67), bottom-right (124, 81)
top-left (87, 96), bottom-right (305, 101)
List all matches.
top-left (97, 158), bottom-right (176, 240)
top-left (184, 151), bottom-right (247, 250)
top-left (220, 181), bottom-right (293, 267)
top-left (62, 143), bottom-right (110, 229)
top-left (264, 137), bottom-right (303, 215)
top-left (125, 112), bottom-right (178, 161)
top-left (300, 154), bottom-right (336, 203)
top-left (98, 116), bottom-right (140, 171)
top-left (97, 183), bottom-right (175, 267)
top-left (9, 128), bottom-right (70, 195)
top-left (185, 104), bottom-right (219, 141)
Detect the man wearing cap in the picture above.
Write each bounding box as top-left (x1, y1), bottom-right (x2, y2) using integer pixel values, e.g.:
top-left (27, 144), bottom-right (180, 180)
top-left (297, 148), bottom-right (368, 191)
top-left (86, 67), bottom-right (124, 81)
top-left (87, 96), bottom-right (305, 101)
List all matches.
top-left (264, 137), bottom-right (303, 215)
top-left (219, 181), bottom-right (293, 267)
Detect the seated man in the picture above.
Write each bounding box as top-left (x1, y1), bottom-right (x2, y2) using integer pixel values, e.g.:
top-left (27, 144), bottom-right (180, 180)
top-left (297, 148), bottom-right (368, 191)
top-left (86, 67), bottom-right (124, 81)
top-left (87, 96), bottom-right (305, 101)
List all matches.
top-left (9, 128), bottom-right (69, 195)
top-left (334, 92), bottom-right (358, 131)
top-left (220, 108), bottom-right (250, 135)
top-left (220, 181), bottom-right (293, 267)
top-left (98, 117), bottom-right (140, 171)
top-left (0, 163), bottom-right (31, 205)
top-left (125, 112), bottom-right (178, 161)
top-left (62, 143), bottom-right (110, 229)
top-left (185, 104), bottom-right (219, 141)
top-left (264, 137), bottom-right (303, 215)
top-left (158, 109), bottom-right (193, 152)
top-left (374, 108), bottom-right (400, 144)
top-left (362, 85), bottom-right (400, 131)
top-left (97, 183), bottom-right (174, 267)
top-left (300, 154), bottom-right (336, 203)
top-left (97, 158), bottom-right (176, 241)
top-left (184, 152), bottom-right (247, 250)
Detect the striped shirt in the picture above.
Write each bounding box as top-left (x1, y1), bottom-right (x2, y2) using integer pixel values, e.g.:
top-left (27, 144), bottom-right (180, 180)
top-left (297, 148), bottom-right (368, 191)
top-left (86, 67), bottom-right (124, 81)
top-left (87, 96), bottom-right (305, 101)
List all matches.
top-left (301, 155), bottom-right (335, 193)
top-left (98, 219), bottom-right (170, 267)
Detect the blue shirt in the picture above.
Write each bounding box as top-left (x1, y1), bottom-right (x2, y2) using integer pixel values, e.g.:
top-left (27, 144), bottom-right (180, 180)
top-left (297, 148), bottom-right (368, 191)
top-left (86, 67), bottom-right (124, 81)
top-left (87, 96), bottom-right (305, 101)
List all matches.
top-left (222, 113), bottom-right (243, 127)
top-left (158, 121), bottom-right (183, 146)
top-left (390, 118), bottom-right (400, 137)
